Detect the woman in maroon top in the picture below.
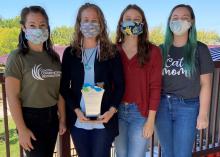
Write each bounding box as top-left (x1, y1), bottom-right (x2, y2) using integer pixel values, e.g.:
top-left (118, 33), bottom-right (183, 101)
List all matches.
top-left (114, 4), bottom-right (162, 157)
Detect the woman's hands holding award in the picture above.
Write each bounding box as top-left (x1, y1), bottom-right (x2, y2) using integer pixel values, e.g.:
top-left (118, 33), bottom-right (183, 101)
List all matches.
top-left (76, 83), bottom-right (116, 123)
top-left (98, 107), bottom-right (117, 123)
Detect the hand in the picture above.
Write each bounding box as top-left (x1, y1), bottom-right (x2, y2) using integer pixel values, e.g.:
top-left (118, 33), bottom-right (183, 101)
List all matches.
top-left (143, 120), bottom-right (154, 139)
top-left (18, 127), bottom-right (36, 152)
top-left (196, 114), bottom-right (209, 130)
top-left (59, 120), bottom-right (67, 135)
top-left (99, 108), bottom-right (116, 123)
top-left (74, 108), bottom-right (89, 122)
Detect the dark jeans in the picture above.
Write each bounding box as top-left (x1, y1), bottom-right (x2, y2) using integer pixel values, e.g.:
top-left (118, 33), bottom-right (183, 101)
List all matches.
top-left (22, 105), bottom-right (59, 157)
top-left (71, 126), bottom-right (114, 157)
top-left (155, 94), bottom-right (199, 157)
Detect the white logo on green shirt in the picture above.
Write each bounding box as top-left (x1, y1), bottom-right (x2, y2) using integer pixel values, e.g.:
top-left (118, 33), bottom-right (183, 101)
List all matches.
top-left (32, 64), bottom-right (61, 80)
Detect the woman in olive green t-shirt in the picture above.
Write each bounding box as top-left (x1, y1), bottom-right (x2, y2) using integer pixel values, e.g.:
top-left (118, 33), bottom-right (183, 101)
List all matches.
top-left (5, 6), bottom-right (66, 157)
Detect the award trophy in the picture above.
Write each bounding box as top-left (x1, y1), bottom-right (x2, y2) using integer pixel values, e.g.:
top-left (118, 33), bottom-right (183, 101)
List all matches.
top-left (81, 83), bottom-right (104, 121)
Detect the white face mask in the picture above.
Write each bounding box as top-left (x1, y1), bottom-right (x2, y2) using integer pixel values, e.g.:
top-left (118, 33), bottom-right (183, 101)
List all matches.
top-left (25, 28), bottom-right (49, 45)
top-left (169, 20), bottom-right (192, 36)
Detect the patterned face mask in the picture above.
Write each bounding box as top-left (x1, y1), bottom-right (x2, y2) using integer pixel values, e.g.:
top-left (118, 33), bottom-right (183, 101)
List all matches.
top-left (80, 22), bottom-right (100, 38)
top-left (169, 20), bottom-right (191, 36)
top-left (121, 21), bottom-right (143, 36)
top-left (25, 28), bottom-right (49, 45)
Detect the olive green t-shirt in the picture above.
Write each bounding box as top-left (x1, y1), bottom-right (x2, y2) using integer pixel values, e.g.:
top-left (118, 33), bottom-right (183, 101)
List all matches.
top-left (5, 49), bottom-right (61, 108)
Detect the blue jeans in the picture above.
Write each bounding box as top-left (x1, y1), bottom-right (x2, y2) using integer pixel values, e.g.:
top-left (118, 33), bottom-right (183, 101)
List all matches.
top-left (155, 95), bottom-right (199, 157)
top-left (70, 126), bottom-right (114, 157)
top-left (115, 103), bottom-right (149, 157)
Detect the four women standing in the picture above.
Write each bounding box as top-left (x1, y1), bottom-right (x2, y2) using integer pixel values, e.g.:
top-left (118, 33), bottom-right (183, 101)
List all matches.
top-left (5, 3), bottom-right (214, 157)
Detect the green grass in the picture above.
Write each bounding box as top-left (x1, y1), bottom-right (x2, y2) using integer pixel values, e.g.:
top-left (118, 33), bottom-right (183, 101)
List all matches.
top-left (0, 117), bottom-right (20, 157)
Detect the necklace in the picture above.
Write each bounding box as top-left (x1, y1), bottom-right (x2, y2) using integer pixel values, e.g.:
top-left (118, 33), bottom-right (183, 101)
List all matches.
top-left (83, 48), bottom-right (97, 70)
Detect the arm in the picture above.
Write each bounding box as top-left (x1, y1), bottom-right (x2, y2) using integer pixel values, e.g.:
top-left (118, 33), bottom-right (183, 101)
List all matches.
top-left (99, 52), bottom-right (125, 123)
top-left (143, 110), bottom-right (156, 138)
top-left (143, 47), bottom-right (163, 138)
top-left (60, 48), bottom-right (80, 111)
top-left (60, 48), bottom-right (88, 122)
top-left (6, 77), bottom-right (25, 131)
top-left (6, 77), bottom-right (36, 151)
top-left (57, 94), bottom-right (66, 135)
top-left (196, 43), bottom-right (214, 130)
top-left (110, 52), bottom-right (125, 110)
top-left (197, 73), bottom-right (213, 130)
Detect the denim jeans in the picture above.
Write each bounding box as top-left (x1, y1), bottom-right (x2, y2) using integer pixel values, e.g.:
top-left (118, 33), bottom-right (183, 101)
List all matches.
top-left (155, 95), bottom-right (199, 157)
top-left (71, 126), bottom-right (114, 157)
top-left (115, 103), bottom-right (149, 157)
top-left (22, 105), bottom-right (59, 157)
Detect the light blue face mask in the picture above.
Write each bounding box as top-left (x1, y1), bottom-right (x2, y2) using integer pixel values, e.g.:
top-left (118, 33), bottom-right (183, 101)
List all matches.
top-left (169, 20), bottom-right (191, 36)
top-left (25, 28), bottom-right (49, 45)
top-left (80, 22), bottom-right (100, 38)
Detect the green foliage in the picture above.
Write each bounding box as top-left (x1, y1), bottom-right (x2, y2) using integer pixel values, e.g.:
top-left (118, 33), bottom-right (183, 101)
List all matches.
top-left (0, 16), bottom-right (20, 28)
top-left (197, 30), bottom-right (220, 45)
top-left (51, 26), bottom-right (74, 46)
top-left (149, 26), bottom-right (164, 45)
top-left (0, 16), bottom-right (20, 55)
top-left (0, 16), bottom-right (220, 56)
top-left (0, 118), bottom-right (20, 157)
top-left (0, 27), bottom-right (20, 55)
top-left (110, 32), bottom-right (116, 43)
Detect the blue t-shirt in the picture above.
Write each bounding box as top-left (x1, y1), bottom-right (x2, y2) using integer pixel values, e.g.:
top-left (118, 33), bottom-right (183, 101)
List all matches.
top-left (75, 47), bottom-right (105, 130)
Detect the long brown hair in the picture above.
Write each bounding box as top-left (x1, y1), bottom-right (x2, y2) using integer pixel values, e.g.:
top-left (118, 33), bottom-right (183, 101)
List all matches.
top-left (18, 6), bottom-right (60, 62)
top-left (71, 3), bottom-right (114, 61)
top-left (116, 4), bottom-right (151, 66)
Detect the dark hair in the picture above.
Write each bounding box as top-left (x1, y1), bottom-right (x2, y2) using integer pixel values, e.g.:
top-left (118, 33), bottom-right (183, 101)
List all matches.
top-left (116, 4), bottom-right (151, 66)
top-left (18, 6), bottom-right (60, 62)
top-left (71, 3), bottom-right (114, 61)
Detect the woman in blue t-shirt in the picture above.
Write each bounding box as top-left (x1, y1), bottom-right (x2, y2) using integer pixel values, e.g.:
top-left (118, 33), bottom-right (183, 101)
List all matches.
top-left (155, 4), bottom-right (214, 157)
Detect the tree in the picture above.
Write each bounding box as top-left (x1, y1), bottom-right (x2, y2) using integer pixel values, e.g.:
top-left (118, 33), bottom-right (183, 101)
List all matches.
top-left (197, 30), bottom-right (220, 45)
top-left (51, 26), bottom-right (74, 45)
top-left (0, 27), bottom-right (20, 55)
top-left (110, 32), bottom-right (116, 43)
top-left (1, 15), bottom-right (220, 56)
top-left (0, 16), bottom-right (20, 55)
top-left (149, 26), bottom-right (164, 46)
top-left (0, 16), bottom-right (20, 28)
